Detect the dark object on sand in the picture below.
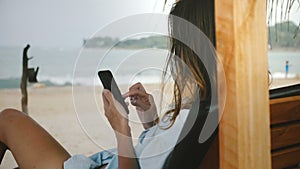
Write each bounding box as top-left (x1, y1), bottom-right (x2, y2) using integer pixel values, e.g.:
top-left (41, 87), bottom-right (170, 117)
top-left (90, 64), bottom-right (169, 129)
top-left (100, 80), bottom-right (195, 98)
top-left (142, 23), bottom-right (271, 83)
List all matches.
top-left (27, 67), bottom-right (39, 83)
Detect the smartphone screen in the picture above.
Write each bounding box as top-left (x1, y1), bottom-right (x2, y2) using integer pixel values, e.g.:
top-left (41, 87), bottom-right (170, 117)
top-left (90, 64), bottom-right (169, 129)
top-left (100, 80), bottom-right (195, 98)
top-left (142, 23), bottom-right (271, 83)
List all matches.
top-left (98, 70), bottom-right (129, 114)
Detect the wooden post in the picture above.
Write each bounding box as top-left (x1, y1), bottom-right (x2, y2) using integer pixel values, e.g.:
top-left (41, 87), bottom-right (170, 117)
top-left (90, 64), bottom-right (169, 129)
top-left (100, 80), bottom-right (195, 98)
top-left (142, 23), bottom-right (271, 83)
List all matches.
top-left (21, 44), bottom-right (30, 114)
top-left (215, 0), bottom-right (271, 168)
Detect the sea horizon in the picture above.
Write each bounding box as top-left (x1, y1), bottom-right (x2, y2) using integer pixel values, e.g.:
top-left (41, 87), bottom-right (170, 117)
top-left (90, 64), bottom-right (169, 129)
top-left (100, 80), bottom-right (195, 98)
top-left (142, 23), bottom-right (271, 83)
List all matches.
top-left (1, 46), bottom-right (300, 89)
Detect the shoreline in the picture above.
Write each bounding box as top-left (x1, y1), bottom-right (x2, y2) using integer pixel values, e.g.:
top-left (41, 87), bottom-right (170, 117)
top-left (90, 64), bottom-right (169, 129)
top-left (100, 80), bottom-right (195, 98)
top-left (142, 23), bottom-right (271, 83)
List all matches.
top-left (268, 48), bottom-right (300, 53)
top-left (0, 78), bottom-right (299, 91)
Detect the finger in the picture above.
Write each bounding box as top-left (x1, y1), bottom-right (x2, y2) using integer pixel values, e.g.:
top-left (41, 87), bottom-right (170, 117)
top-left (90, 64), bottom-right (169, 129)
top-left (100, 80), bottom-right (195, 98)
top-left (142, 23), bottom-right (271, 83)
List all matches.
top-left (114, 100), bottom-right (128, 117)
top-left (122, 92), bottom-right (130, 99)
top-left (126, 90), bottom-right (149, 98)
top-left (102, 90), bottom-right (110, 106)
top-left (129, 82), bottom-right (142, 90)
top-left (148, 94), bottom-right (155, 103)
top-left (129, 82), bottom-right (146, 92)
top-left (136, 106), bottom-right (143, 112)
top-left (102, 91), bottom-right (111, 115)
top-left (103, 89), bottom-right (115, 106)
top-left (131, 97), bottom-right (150, 109)
top-left (130, 97), bottom-right (137, 106)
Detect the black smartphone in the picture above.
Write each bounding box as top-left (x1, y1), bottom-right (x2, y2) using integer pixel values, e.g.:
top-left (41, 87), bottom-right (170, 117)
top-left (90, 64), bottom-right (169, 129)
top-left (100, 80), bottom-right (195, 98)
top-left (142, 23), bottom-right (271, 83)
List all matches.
top-left (98, 70), bottom-right (129, 114)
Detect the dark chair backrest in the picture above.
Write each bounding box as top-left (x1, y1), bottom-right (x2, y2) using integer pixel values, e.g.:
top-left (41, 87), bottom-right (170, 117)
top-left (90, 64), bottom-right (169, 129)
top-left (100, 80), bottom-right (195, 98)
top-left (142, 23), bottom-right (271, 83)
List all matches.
top-left (163, 101), bottom-right (219, 169)
top-left (269, 83), bottom-right (300, 169)
top-left (163, 83), bottom-right (300, 169)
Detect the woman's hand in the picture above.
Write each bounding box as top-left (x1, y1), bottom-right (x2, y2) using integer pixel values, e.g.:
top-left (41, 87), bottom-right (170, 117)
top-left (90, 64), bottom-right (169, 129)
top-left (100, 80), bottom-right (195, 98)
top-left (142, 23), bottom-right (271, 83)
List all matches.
top-left (123, 83), bottom-right (158, 129)
top-left (102, 89), bottom-right (130, 136)
top-left (102, 89), bottom-right (140, 169)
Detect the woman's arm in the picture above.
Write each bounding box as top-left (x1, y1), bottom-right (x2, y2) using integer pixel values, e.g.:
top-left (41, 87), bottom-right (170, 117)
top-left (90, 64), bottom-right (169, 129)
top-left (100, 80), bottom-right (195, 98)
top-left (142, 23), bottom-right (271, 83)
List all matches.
top-left (102, 90), bottom-right (140, 169)
top-left (115, 127), bottom-right (139, 169)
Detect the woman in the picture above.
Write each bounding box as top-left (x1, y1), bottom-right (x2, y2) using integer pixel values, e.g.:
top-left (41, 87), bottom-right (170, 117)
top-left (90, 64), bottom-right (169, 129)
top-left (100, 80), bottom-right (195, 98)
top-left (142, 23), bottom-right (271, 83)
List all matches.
top-left (0, 0), bottom-right (216, 168)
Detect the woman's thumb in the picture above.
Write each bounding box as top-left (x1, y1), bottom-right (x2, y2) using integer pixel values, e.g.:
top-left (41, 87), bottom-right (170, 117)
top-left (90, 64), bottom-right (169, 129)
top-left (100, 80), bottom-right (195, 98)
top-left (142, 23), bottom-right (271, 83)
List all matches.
top-left (103, 89), bottom-right (114, 104)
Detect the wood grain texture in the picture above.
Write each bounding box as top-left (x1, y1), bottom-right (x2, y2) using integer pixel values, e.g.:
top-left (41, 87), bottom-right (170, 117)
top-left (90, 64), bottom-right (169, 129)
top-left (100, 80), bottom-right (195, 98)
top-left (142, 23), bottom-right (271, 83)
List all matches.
top-left (21, 45), bottom-right (30, 114)
top-left (272, 145), bottom-right (300, 169)
top-left (270, 96), bottom-right (300, 125)
top-left (270, 96), bottom-right (300, 168)
top-left (270, 96), bottom-right (300, 105)
top-left (271, 122), bottom-right (300, 150)
top-left (215, 0), bottom-right (271, 168)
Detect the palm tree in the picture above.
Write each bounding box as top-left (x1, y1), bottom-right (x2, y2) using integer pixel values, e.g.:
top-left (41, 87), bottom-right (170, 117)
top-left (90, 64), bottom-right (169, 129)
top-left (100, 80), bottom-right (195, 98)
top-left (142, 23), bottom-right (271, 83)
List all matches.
top-left (267, 0), bottom-right (300, 38)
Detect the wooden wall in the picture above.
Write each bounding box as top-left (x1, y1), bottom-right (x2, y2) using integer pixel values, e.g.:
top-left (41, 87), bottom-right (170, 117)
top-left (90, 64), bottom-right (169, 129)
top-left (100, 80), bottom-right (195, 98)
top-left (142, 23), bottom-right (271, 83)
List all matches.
top-left (270, 96), bottom-right (300, 169)
top-left (215, 0), bottom-right (272, 168)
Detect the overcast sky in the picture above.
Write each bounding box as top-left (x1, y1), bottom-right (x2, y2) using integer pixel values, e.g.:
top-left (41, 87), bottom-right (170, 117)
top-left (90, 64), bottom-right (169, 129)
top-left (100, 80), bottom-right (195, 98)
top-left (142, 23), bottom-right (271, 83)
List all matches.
top-left (0, 0), bottom-right (299, 48)
top-left (0, 0), bottom-right (174, 48)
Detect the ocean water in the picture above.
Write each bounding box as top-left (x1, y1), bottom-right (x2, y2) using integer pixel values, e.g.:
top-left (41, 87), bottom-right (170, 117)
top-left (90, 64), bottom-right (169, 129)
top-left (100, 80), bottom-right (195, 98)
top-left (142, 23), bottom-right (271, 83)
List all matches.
top-left (0, 46), bottom-right (169, 89)
top-left (268, 51), bottom-right (300, 78)
top-left (0, 46), bottom-right (299, 89)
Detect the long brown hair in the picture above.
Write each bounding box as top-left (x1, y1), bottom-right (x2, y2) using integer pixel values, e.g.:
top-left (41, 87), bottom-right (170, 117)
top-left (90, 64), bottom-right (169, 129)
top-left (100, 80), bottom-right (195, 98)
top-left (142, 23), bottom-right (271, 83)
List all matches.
top-left (162, 0), bottom-right (216, 128)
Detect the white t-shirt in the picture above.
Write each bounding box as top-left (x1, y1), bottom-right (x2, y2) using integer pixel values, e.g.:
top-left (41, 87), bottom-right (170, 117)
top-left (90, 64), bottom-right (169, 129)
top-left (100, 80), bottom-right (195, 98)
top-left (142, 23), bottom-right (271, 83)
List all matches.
top-left (64, 109), bottom-right (190, 169)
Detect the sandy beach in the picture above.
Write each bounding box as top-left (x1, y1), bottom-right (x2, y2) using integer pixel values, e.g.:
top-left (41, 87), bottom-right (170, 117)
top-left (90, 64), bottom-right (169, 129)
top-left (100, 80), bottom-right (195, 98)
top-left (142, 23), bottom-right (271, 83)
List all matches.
top-left (0, 86), bottom-right (101, 168)
top-left (0, 83), bottom-right (172, 168)
top-left (0, 78), bottom-right (299, 168)
top-left (269, 78), bottom-right (300, 89)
